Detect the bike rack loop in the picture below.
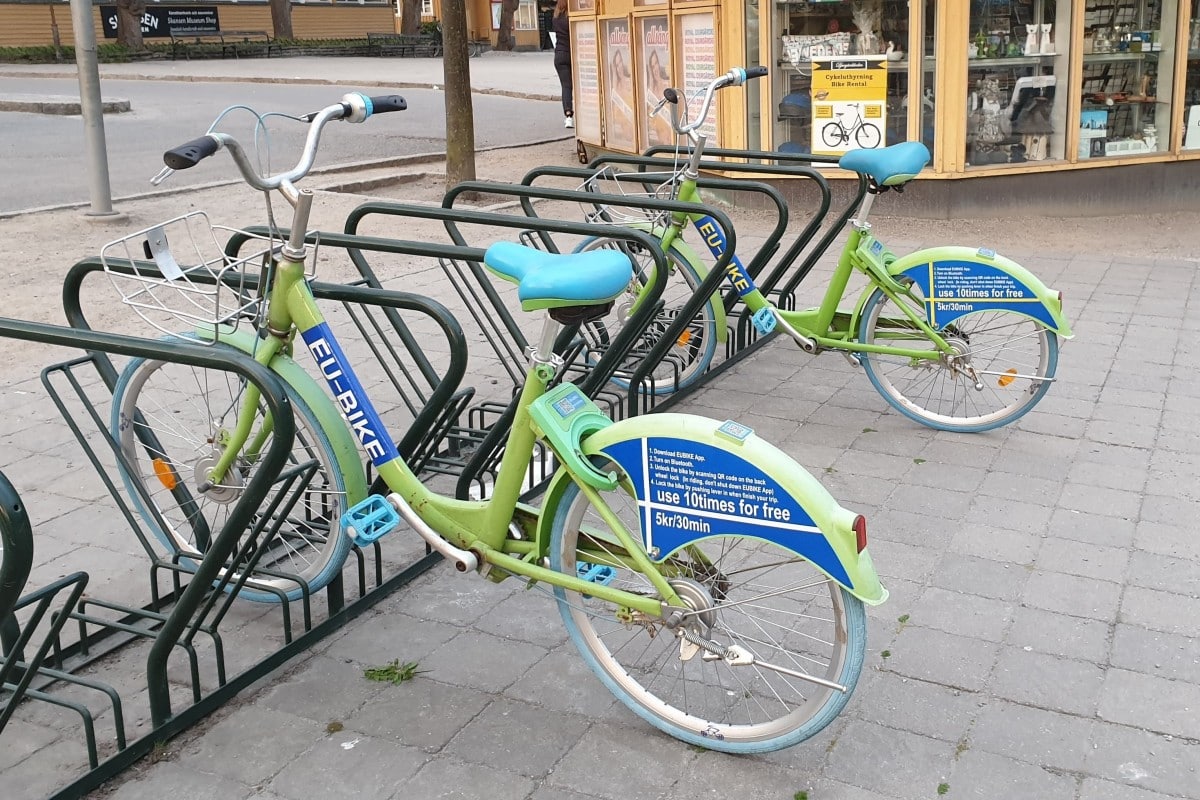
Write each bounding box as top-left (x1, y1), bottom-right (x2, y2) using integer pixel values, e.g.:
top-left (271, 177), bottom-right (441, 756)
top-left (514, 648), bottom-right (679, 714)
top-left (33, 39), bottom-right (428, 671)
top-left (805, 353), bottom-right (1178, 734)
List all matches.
top-left (635, 145), bottom-right (870, 298)
top-left (66, 256), bottom-right (471, 476)
top-left (436, 183), bottom-right (741, 420)
top-left (342, 197), bottom-right (686, 396)
top-left (578, 151), bottom-right (846, 297)
top-left (515, 165), bottom-right (792, 297)
top-left (230, 211), bottom-right (669, 497)
top-left (0, 317), bottom-right (295, 725)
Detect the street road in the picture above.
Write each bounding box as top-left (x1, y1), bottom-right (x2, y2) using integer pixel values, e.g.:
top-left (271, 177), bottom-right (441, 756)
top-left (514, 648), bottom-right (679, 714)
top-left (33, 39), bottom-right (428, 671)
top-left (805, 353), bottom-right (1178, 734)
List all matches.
top-left (0, 77), bottom-right (561, 214)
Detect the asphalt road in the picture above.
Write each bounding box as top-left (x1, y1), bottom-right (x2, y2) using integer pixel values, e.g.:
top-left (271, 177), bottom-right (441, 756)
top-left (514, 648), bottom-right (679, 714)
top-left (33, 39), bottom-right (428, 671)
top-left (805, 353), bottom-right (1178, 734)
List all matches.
top-left (0, 77), bottom-right (562, 214)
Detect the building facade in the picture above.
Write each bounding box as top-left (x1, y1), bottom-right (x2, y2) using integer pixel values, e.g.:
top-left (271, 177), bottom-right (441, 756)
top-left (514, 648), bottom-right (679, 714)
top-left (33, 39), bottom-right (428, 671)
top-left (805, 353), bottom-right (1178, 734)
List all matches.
top-left (564, 0), bottom-right (1200, 202)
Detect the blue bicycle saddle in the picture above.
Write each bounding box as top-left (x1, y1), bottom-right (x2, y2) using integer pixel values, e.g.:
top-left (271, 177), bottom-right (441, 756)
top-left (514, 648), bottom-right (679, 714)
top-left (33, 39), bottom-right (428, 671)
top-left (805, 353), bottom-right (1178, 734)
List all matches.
top-left (839, 142), bottom-right (931, 186)
top-left (483, 242), bottom-right (633, 312)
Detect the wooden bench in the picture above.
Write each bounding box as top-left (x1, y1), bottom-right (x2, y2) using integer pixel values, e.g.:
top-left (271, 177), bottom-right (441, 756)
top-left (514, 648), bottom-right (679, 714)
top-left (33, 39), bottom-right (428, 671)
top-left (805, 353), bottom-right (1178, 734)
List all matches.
top-left (170, 30), bottom-right (277, 60)
top-left (366, 31), bottom-right (442, 58)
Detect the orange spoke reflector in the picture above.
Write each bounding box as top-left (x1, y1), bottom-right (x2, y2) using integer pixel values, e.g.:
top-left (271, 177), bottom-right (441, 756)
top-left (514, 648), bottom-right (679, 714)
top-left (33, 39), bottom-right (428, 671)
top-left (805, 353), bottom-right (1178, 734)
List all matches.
top-left (676, 330), bottom-right (693, 348)
top-left (153, 458), bottom-right (178, 490)
top-left (997, 368), bottom-right (1018, 388)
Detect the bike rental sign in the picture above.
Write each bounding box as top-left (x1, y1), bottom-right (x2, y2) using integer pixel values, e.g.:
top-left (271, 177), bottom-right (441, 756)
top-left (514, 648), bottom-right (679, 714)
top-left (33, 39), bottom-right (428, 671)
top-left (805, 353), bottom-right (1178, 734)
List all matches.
top-left (811, 56), bottom-right (887, 156)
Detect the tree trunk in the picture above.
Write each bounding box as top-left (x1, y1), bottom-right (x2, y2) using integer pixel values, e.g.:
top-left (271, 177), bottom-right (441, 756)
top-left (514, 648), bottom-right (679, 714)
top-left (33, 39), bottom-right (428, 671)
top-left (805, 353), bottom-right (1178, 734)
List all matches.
top-left (495, 0), bottom-right (520, 52)
top-left (441, 0), bottom-right (477, 190)
top-left (115, 0), bottom-right (145, 49)
top-left (268, 0), bottom-right (294, 41)
top-left (401, 0), bottom-right (422, 35)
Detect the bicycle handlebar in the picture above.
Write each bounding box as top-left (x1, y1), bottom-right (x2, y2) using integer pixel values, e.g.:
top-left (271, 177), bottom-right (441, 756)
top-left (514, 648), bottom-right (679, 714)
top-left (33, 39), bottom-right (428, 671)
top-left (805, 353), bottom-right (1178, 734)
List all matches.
top-left (663, 66), bottom-right (767, 138)
top-left (158, 92), bottom-right (407, 193)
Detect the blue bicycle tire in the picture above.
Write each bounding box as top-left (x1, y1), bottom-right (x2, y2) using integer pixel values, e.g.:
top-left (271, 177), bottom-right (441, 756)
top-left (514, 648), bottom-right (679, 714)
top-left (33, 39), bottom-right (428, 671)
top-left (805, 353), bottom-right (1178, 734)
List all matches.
top-left (858, 285), bottom-right (1059, 432)
top-left (111, 346), bottom-right (351, 603)
top-left (548, 467), bottom-right (867, 753)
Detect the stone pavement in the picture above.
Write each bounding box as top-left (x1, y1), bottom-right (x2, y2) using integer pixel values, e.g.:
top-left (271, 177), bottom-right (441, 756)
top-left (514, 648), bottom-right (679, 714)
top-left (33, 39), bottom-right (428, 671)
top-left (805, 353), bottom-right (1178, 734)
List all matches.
top-left (1, 55), bottom-right (1199, 800)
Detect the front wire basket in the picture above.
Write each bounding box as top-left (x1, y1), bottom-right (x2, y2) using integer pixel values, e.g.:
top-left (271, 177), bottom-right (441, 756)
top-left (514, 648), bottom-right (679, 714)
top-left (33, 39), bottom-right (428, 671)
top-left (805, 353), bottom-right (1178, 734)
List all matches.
top-left (578, 166), bottom-right (684, 228)
top-left (100, 211), bottom-right (278, 341)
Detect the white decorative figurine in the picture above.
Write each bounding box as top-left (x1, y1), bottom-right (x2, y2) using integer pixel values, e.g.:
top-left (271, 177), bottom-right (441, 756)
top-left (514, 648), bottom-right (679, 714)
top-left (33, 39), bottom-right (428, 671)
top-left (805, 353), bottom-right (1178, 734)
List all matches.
top-left (1040, 23), bottom-right (1054, 55)
top-left (1024, 25), bottom-right (1039, 56)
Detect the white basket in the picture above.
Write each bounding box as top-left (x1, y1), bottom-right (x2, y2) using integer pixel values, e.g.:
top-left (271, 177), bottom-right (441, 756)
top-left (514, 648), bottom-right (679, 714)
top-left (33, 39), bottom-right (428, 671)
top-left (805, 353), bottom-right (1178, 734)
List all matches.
top-left (578, 167), bottom-right (682, 227)
top-left (101, 211), bottom-right (277, 340)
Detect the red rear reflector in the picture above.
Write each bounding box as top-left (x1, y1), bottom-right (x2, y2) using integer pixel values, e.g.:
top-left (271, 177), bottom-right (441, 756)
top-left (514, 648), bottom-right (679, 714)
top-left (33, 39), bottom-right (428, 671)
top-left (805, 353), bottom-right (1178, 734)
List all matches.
top-left (853, 515), bottom-right (867, 552)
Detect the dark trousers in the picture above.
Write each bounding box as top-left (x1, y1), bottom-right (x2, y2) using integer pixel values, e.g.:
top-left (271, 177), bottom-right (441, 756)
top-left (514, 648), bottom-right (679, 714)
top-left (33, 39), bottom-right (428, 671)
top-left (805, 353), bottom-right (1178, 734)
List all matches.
top-left (555, 60), bottom-right (573, 116)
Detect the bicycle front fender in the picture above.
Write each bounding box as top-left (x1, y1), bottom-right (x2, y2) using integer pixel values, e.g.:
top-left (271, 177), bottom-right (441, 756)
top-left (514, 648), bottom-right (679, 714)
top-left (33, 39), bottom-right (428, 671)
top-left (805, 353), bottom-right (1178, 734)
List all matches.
top-left (215, 329), bottom-right (370, 507)
top-left (878, 246), bottom-right (1073, 338)
top-left (578, 225), bottom-right (729, 344)
top-left (536, 413), bottom-right (887, 606)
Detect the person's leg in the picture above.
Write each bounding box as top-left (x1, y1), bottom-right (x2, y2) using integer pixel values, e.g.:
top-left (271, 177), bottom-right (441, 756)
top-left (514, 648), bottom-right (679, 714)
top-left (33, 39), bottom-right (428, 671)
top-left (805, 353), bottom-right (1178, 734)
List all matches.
top-left (555, 61), bottom-right (574, 126)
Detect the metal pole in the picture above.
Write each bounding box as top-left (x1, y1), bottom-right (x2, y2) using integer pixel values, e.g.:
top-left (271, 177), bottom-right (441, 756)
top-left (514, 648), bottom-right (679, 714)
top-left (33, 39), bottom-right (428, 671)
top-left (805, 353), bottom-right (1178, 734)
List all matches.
top-left (68, 0), bottom-right (119, 217)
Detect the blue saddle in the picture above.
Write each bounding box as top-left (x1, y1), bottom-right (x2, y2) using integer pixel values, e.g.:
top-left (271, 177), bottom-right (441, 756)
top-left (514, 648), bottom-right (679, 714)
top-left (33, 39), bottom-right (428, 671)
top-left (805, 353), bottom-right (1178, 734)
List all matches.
top-left (839, 142), bottom-right (931, 187)
top-left (484, 242), bottom-right (633, 312)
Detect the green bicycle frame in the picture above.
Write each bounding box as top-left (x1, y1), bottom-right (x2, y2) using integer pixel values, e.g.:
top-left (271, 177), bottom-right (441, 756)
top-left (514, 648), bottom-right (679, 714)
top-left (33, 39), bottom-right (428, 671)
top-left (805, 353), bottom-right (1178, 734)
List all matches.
top-left (663, 177), bottom-right (1071, 358)
top-left (202, 252), bottom-right (688, 616)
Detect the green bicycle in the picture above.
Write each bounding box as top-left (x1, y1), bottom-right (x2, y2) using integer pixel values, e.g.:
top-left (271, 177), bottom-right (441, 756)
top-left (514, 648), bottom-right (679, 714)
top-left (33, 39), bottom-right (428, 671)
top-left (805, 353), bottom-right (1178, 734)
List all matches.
top-left (105, 92), bottom-right (886, 752)
top-left (580, 67), bottom-right (1073, 432)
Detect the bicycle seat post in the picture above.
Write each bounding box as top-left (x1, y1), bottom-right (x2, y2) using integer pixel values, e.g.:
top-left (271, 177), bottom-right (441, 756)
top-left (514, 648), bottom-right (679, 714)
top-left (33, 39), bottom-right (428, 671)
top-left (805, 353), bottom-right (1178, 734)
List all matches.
top-left (531, 313), bottom-right (564, 382)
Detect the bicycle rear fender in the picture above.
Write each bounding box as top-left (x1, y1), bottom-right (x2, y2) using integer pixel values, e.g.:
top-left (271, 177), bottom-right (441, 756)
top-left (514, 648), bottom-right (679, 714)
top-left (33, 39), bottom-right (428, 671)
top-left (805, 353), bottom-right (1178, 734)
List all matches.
top-left (872, 245), bottom-right (1073, 337)
top-left (580, 225), bottom-right (729, 344)
top-left (536, 413), bottom-right (887, 606)
top-left (216, 329), bottom-right (370, 507)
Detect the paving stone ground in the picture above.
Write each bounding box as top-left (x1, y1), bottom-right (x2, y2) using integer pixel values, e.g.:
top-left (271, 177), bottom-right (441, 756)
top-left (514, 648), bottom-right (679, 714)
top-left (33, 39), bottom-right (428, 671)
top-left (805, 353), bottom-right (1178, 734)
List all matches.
top-left (2, 54), bottom-right (1198, 800)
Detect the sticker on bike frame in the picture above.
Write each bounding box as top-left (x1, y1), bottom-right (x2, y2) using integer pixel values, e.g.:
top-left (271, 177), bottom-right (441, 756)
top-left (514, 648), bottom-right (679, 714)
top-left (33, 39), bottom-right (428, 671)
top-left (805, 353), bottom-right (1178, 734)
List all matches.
top-left (300, 322), bottom-right (400, 467)
top-left (899, 260), bottom-right (1057, 330)
top-left (600, 437), bottom-right (851, 586)
top-left (553, 390), bottom-right (587, 418)
top-left (693, 215), bottom-right (759, 298)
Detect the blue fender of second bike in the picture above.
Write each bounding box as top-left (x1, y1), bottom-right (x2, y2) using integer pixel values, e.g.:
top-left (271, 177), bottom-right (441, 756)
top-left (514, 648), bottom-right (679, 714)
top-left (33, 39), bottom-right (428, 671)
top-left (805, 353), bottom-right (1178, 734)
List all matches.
top-left (576, 228), bottom-right (729, 344)
top-left (534, 413), bottom-right (887, 606)
top-left (878, 245), bottom-right (1074, 338)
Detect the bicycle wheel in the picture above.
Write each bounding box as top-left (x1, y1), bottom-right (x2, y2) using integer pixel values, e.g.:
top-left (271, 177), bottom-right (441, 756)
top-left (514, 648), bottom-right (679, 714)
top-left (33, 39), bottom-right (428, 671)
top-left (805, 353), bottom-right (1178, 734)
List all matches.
top-left (112, 349), bottom-right (351, 602)
top-left (856, 122), bottom-right (882, 149)
top-left (821, 122), bottom-right (846, 148)
top-left (576, 237), bottom-right (719, 395)
top-left (858, 283), bottom-right (1058, 432)
top-left (548, 463), bottom-right (867, 753)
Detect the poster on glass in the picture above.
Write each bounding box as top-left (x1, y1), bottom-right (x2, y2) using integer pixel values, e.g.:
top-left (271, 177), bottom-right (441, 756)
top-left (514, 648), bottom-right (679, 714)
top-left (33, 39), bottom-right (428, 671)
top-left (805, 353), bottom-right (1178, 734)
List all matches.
top-left (638, 15), bottom-right (672, 150)
top-left (602, 18), bottom-right (636, 152)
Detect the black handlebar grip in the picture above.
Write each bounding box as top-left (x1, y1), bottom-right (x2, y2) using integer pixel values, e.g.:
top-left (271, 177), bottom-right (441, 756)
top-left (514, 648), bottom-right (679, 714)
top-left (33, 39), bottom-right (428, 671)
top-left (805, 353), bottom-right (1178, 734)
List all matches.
top-left (370, 95), bottom-right (407, 114)
top-left (163, 136), bottom-right (220, 170)
top-left (663, 88), bottom-right (680, 104)
top-left (745, 66), bottom-right (769, 79)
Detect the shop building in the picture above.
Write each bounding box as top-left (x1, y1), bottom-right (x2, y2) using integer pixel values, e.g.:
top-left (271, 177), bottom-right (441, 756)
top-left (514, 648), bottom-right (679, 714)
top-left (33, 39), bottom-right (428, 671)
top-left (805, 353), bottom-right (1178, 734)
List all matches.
top-left (564, 0), bottom-right (1200, 215)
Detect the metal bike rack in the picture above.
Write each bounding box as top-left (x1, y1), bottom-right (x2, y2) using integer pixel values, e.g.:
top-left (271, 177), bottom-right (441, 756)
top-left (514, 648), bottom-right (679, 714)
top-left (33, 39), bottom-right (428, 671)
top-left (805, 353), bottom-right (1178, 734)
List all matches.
top-left (432, 184), bottom-right (740, 417)
top-left (516, 164), bottom-right (798, 354)
top-left (338, 201), bottom-right (704, 493)
top-left (0, 242), bottom-right (473, 798)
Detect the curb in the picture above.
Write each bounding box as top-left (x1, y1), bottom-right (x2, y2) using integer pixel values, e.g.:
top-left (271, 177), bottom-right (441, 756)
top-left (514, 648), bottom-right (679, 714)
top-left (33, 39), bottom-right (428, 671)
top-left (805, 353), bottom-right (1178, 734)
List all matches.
top-left (0, 94), bottom-right (131, 114)
top-left (0, 134), bottom-right (575, 220)
top-left (0, 70), bottom-right (559, 103)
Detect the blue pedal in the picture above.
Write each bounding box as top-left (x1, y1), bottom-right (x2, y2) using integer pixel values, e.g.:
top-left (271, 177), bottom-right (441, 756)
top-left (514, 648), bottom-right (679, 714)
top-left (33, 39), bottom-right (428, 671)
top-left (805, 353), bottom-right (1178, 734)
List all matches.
top-left (752, 307), bottom-right (777, 336)
top-left (577, 562), bottom-right (617, 587)
top-left (341, 495), bottom-right (401, 545)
